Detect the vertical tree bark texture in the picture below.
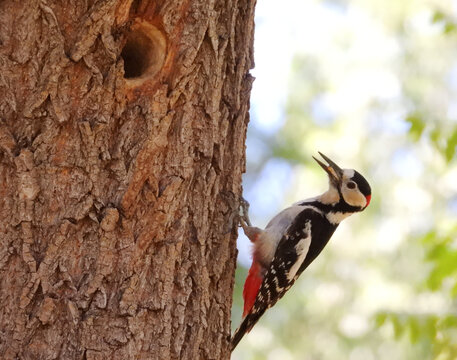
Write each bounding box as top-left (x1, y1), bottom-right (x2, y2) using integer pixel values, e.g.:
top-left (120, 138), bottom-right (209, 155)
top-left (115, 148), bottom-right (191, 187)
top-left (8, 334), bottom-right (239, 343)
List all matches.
top-left (0, 0), bottom-right (255, 359)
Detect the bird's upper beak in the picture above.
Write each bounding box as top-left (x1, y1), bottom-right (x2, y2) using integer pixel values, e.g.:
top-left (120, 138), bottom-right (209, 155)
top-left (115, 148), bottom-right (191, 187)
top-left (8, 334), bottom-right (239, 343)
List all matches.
top-left (313, 152), bottom-right (344, 186)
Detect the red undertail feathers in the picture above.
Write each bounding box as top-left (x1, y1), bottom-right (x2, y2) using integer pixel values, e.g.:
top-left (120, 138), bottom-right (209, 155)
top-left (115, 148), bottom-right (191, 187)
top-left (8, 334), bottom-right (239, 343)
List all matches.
top-left (243, 260), bottom-right (263, 317)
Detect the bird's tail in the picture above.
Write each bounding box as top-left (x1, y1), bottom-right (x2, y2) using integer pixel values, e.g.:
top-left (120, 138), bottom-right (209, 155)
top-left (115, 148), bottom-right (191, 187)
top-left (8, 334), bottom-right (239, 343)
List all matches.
top-left (231, 314), bottom-right (253, 351)
top-left (231, 308), bottom-right (266, 351)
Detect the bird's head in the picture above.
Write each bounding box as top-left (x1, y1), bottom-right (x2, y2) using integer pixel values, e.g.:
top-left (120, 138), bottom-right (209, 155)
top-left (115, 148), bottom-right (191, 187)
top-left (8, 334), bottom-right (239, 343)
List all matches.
top-left (313, 152), bottom-right (371, 210)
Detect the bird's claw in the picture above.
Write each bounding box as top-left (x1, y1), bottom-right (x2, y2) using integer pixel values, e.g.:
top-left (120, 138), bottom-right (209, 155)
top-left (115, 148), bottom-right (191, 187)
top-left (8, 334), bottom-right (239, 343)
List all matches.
top-left (239, 196), bottom-right (252, 228)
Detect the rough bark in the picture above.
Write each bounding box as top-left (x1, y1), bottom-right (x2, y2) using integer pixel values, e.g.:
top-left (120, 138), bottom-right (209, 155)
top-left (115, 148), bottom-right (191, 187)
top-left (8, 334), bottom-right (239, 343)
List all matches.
top-left (0, 0), bottom-right (255, 359)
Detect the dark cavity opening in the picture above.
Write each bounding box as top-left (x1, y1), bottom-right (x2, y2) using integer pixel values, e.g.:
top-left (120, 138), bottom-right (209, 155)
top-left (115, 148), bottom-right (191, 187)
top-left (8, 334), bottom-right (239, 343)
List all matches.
top-left (121, 31), bottom-right (152, 79)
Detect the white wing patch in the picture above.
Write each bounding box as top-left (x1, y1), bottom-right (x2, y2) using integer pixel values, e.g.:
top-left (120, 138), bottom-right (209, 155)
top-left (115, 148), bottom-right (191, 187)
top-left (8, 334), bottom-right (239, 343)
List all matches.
top-left (287, 221), bottom-right (312, 281)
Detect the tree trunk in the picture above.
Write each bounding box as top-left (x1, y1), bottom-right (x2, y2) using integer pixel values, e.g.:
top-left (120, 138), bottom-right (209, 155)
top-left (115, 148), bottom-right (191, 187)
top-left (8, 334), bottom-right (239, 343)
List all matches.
top-left (0, 0), bottom-right (255, 359)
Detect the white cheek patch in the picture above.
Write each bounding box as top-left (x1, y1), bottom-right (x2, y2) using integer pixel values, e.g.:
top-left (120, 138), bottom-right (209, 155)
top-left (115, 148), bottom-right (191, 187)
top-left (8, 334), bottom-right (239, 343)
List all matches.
top-left (341, 169), bottom-right (367, 207)
top-left (342, 188), bottom-right (367, 207)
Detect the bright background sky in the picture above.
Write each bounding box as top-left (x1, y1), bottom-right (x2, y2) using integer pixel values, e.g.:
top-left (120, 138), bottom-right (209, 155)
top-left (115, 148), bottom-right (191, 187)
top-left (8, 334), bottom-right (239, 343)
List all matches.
top-left (232, 0), bottom-right (457, 359)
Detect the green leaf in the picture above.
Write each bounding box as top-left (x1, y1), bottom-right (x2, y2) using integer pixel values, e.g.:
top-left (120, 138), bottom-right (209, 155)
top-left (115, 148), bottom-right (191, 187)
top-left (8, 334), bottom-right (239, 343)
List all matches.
top-left (421, 231), bottom-right (437, 244)
top-left (391, 315), bottom-right (405, 339)
top-left (432, 11), bottom-right (446, 24)
top-left (442, 315), bottom-right (457, 328)
top-left (405, 114), bottom-right (426, 141)
top-left (375, 312), bottom-right (388, 327)
top-left (430, 128), bottom-right (442, 148)
top-left (445, 128), bottom-right (457, 162)
top-left (451, 282), bottom-right (457, 299)
top-left (408, 317), bottom-right (420, 344)
top-left (444, 22), bottom-right (457, 34)
top-left (425, 316), bottom-right (438, 339)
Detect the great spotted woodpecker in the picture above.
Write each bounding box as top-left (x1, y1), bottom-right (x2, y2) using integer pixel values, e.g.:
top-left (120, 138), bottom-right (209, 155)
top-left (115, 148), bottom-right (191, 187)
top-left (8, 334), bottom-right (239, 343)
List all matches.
top-left (231, 152), bottom-right (371, 350)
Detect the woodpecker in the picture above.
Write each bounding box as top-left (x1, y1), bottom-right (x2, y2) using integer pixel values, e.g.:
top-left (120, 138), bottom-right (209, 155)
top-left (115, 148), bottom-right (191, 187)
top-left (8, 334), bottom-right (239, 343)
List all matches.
top-left (231, 152), bottom-right (371, 350)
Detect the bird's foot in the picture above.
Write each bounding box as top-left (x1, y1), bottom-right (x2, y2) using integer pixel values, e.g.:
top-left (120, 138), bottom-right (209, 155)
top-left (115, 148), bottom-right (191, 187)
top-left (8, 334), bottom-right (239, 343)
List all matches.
top-left (239, 196), bottom-right (252, 228)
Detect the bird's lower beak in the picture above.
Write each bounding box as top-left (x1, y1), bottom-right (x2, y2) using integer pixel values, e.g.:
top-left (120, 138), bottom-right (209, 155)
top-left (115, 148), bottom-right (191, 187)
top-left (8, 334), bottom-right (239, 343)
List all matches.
top-left (313, 152), bottom-right (344, 186)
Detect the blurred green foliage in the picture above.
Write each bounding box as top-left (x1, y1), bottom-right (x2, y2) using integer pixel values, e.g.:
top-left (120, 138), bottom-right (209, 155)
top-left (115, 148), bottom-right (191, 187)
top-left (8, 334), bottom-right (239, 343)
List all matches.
top-left (433, 10), bottom-right (457, 34)
top-left (405, 113), bottom-right (457, 162)
top-left (375, 228), bottom-right (457, 360)
top-left (232, 0), bottom-right (457, 359)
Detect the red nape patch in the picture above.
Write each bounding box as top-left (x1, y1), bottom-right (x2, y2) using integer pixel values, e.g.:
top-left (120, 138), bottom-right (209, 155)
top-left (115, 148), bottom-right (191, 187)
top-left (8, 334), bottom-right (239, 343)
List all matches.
top-left (365, 194), bottom-right (371, 207)
top-left (243, 261), bottom-right (263, 317)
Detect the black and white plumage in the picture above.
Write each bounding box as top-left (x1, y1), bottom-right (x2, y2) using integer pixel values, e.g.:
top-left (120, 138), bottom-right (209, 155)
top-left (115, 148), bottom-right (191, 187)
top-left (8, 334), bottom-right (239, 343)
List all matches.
top-left (231, 152), bottom-right (371, 351)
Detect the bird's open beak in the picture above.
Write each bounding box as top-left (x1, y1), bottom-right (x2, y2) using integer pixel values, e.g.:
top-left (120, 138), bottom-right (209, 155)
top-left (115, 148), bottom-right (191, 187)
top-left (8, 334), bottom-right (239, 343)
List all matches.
top-left (312, 152), bottom-right (344, 186)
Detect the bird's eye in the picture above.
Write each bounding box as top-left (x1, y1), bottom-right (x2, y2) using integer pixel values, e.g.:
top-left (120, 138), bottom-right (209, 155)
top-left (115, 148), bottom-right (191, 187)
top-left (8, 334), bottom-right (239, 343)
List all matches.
top-left (347, 181), bottom-right (356, 189)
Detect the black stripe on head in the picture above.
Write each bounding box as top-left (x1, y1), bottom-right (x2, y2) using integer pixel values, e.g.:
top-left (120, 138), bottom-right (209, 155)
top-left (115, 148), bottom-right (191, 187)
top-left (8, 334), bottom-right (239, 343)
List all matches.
top-left (352, 171), bottom-right (371, 197)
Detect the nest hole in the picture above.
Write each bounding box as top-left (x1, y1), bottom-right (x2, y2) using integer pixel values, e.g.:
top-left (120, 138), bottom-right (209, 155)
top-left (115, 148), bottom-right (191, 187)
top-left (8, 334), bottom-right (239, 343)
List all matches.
top-left (121, 23), bottom-right (166, 80)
